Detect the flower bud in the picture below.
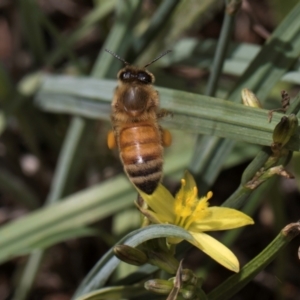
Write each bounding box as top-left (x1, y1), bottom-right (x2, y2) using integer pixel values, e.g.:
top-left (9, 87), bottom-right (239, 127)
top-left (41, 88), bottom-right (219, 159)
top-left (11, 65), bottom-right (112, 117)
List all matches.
top-left (181, 269), bottom-right (199, 285)
top-left (181, 284), bottom-right (196, 299)
top-left (241, 88), bottom-right (262, 108)
top-left (144, 279), bottom-right (173, 295)
top-left (272, 114), bottom-right (298, 149)
top-left (148, 250), bottom-right (179, 274)
top-left (114, 245), bottom-right (148, 266)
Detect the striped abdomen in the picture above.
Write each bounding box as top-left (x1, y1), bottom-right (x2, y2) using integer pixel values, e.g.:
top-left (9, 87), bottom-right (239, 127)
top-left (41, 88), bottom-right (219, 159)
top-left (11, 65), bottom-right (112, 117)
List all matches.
top-left (119, 122), bottom-right (163, 194)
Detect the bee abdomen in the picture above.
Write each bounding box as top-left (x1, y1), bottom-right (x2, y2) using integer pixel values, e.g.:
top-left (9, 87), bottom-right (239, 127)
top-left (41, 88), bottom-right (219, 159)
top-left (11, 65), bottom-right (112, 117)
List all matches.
top-left (119, 124), bottom-right (163, 194)
top-left (126, 160), bottom-right (162, 194)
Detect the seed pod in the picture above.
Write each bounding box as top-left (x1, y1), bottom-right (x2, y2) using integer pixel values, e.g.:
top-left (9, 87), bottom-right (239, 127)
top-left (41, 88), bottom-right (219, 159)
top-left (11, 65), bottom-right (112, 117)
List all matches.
top-left (144, 279), bottom-right (173, 295)
top-left (114, 245), bottom-right (148, 266)
top-left (272, 114), bottom-right (298, 148)
top-left (241, 88), bottom-right (262, 108)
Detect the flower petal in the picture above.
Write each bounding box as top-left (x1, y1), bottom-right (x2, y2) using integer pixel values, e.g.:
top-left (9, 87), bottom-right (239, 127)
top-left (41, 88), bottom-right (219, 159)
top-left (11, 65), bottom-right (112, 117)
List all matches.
top-left (137, 184), bottom-right (175, 223)
top-left (189, 207), bottom-right (254, 232)
top-left (175, 171), bottom-right (197, 202)
top-left (189, 232), bottom-right (240, 272)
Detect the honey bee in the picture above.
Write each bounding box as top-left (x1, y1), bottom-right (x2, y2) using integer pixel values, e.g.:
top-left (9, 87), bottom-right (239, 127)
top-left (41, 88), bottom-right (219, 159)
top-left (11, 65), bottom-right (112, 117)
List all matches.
top-left (106, 49), bottom-right (172, 194)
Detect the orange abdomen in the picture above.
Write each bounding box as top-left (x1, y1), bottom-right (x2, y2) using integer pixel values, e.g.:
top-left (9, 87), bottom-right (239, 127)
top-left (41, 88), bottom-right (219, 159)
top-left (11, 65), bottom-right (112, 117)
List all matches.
top-left (119, 122), bottom-right (163, 194)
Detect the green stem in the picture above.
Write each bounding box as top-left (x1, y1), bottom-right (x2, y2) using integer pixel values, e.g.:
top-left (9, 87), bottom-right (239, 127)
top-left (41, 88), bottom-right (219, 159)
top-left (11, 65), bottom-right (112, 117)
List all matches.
top-left (207, 222), bottom-right (300, 300)
top-left (12, 116), bottom-right (94, 300)
top-left (0, 168), bottom-right (39, 209)
top-left (18, 0), bottom-right (47, 64)
top-left (39, 15), bottom-right (85, 73)
top-left (129, 0), bottom-right (179, 61)
top-left (13, 1), bottom-right (143, 299)
top-left (189, 1), bottom-right (237, 184)
top-left (269, 180), bottom-right (287, 300)
top-left (189, 2), bottom-right (300, 189)
top-left (205, 2), bottom-right (236, 97)
top-left (91, 0), bottom-right (142, 78)
top-left (224, 94), bottom-right (300, 209)
top-left (46, 117), bottom-right (91, 204)
top-left (12, 251), bottom-right (44, 300)
top-left (46, 0), bottom-right (116, 67)
top-left (75, 284), bottom-right (146, 300)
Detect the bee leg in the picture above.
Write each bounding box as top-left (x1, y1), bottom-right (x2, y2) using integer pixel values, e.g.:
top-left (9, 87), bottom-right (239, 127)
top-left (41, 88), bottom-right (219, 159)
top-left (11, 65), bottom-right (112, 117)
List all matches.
top-left (136, 193), bottom-right (145, 207)
top-left (136, 194), bottom-right (151, 227)
top-left (157, 109), bottom-right (173, 119)
top-left (161, 128), bottom-right (172, 147)
top-left (107, 130), bottom-right (117, 149)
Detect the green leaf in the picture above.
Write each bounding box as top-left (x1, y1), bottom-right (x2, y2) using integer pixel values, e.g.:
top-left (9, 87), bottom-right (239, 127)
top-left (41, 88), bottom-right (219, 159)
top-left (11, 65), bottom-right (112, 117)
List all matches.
top-left (36, 76), bottom-right (300, 151)
top-left (46, 0), bottom-right (116, 66)
top-left (75, 285), bottom-right (147, 300)
top-left (74, 224), bottom-right (193, 298)
top-left (0, 176), bottom-right (133, 264)
top-left (189, 2), bottom-right (300, 187)
top-left (13, 227), bottom-right (97, 256)
top-left (18, 0), bottom-right (47, 64)
top-left (207, 222), bottom-right (300, 300)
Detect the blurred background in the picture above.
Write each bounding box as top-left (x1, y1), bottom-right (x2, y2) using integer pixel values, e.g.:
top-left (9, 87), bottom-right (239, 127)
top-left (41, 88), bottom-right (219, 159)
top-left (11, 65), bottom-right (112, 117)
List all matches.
top-left (0, 0), bottom-right (300, 299)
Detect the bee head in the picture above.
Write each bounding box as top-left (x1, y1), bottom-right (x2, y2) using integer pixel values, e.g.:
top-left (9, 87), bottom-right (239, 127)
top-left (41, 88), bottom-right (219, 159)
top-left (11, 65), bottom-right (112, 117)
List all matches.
top-left (118, 67), bottom-right (154, 85)
top-left (105, 49), bottom-right (171, 86)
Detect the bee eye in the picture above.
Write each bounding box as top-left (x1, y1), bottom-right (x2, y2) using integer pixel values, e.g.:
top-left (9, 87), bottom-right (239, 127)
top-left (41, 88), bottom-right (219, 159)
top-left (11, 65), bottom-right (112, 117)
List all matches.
top-left (138, 72), bottom-right (151, 84)
top-left (121, 71), bottom-right (131, 80)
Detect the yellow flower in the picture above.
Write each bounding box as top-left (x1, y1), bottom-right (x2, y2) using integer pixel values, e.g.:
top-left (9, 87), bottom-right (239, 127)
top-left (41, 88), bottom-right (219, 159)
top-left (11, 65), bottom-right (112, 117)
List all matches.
top-left (136, 171), bottom-right (254, 273)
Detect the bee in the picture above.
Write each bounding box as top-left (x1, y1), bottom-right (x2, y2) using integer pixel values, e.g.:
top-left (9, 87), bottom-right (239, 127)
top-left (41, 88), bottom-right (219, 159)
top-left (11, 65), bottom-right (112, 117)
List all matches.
top-left (106, 49), bottom-right (172, 194)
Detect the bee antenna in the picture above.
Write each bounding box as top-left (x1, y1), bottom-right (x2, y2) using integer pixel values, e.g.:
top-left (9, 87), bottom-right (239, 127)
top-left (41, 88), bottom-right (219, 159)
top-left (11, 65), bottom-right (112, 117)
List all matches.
top-left (144, 50), bottom-right (172, 68)
top-left (105, 49), bottom-right (129, 65)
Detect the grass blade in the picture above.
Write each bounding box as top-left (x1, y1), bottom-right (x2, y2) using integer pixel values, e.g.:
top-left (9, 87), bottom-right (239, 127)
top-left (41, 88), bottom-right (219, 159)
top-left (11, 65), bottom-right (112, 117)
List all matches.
top-left (207, 222), bottom-right (300, 300)
top-left (189, 3), bottom-right (300, 188)
top-left (74, 224), bottom-right (193, 298)
top-left (35, 76), bottom-right (300, 151)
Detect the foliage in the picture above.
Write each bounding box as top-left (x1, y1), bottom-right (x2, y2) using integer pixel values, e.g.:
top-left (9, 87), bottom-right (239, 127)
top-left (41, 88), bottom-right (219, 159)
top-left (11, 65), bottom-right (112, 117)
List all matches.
top-left (0, 1), bottom-right (300, 299)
